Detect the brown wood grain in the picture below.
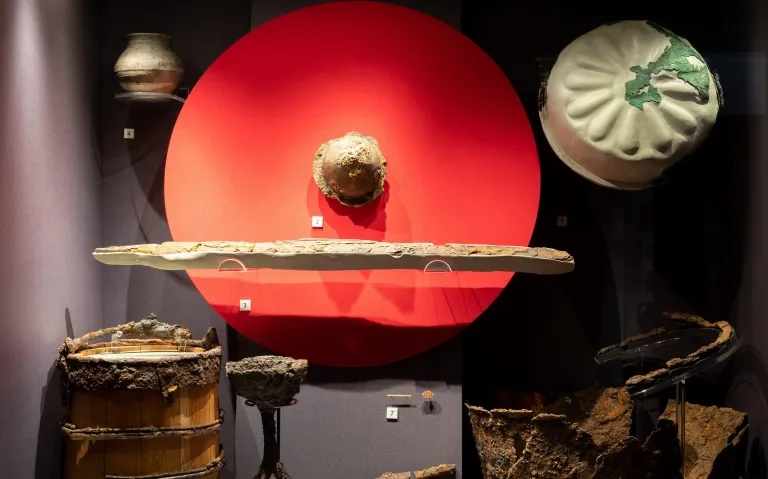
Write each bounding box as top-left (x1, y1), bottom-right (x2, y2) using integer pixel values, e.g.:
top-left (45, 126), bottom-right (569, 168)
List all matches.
top-left (181, 383), bottom-right (219, 474)
top-left (64, 354), bottom-right (220, 478)
top-left (105, 390), bottom-right (143, 476)
top-left (142, 390), bottom-right (181, 474)
top-left (64, 390), bottom-right (107, 479)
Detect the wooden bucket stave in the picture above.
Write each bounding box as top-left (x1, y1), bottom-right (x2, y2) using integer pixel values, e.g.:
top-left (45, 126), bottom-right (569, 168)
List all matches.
top-left (59, 318), bottom-right (224, 479)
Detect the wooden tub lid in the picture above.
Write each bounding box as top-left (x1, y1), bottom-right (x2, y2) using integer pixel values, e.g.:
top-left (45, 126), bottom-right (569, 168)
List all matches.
top-left (58, 314), bottom-right (222, 400)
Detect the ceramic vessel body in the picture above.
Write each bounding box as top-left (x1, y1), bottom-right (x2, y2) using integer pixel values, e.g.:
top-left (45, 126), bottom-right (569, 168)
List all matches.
top-left (114, 33), bottom-right (183, 94)
top-left (541, 20), bottom-right (720, 189)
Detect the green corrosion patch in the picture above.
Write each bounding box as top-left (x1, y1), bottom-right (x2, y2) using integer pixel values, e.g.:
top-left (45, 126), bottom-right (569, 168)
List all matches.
top-left (624, 21), bottom-right (710, 110)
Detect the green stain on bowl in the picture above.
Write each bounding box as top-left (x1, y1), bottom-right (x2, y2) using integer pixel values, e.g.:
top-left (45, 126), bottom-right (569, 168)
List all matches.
top-left (624, 21), bottom-right (710, 110)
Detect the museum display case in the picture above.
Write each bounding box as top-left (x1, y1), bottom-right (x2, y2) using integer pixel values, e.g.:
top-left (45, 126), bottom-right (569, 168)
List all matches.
top-left (1, 0), bottom-right (763, 477)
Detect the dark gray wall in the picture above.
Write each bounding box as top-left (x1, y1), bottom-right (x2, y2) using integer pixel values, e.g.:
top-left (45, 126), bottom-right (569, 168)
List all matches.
top-left (0, 0), bottom-right (102, 477)
top-left (726, 0), bottom-right (768, 473)
top-left (97, 2), bottom-right (251, 479)
top-left (98, 1), bottom-right (464, 478)
top-left (250, 0), bottom-right (460, 32)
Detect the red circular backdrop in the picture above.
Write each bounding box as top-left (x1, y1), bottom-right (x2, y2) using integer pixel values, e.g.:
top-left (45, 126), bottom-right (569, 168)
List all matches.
top-left (165, 1), bottom-right (540, 367)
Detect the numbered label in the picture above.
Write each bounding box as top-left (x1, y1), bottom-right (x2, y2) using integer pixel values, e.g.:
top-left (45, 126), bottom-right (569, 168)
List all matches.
top-left (239, 299), bottom-right (251, 312)
top-left (386, 406), bottom-right (398, 421)
top-left (311, 216), bottom-right (324, 228)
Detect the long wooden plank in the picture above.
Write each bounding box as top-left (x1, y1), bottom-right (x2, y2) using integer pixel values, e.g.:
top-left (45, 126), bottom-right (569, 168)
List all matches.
top-left (93, 239), bottom-right (575, 275)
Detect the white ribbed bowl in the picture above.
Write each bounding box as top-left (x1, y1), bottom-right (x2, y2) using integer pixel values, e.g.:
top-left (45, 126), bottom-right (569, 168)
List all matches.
top-left (540, 20), bottom-right (720, 189)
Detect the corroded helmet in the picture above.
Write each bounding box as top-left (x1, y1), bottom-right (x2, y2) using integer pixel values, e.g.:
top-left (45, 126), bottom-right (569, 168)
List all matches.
top-left (313, 131), bottom-right (387, 206)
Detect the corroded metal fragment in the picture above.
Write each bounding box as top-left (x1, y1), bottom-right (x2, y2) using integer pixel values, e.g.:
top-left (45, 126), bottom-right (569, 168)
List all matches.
top-left (512, 413), bottom-right (599, 478)
top-left (225, 355), bottom-right (308, 410)
top-left (60, 314), bottom-right (195, 355)
top-left (375, 464), bottom-right (456, 479)
top-left (607, 312), bottom-right (735, 394)
top-left (466, 404), bottom-right (601, 478)
top-left (542, 387), bottom-right (633, 450)
top-left (660, 401), bottom-right (748, 479)
top-left (466, 405), bottom-right (534, 478)
top-left (467, 387), bottom-right (685, 479)
top-left (593, 419), bottom-right (682, 479)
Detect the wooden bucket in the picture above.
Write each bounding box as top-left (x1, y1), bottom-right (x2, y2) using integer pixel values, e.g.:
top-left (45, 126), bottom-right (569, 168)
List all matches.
top-left (57, 315), bottom-right (225, 479)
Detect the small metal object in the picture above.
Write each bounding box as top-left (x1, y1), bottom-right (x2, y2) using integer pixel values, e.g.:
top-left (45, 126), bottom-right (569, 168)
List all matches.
top-left (422, 390), bottom-right (435, 412)
top-left (313, 131), bottom-right (387, 207)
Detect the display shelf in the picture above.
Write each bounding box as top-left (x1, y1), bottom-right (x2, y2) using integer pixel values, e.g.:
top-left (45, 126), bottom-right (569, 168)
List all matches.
top-left (115, 91), bottom-right (186, 104)
top-left (92, 239), bottom-right (575, 275)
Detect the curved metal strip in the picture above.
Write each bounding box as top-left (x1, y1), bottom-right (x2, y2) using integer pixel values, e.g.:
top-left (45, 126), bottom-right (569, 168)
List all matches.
top-left (61, 418), bottom-right (222, 441)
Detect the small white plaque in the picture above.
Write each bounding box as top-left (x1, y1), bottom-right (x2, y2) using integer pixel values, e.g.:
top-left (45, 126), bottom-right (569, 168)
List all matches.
top-left (311, 216), bottom-right (324, 228)
top-left (239, 299), bottom-right (251, 312)
top-left (124, 128), bottom-right (135, 139)
top-left (386, 406), bottom-right (398, 421)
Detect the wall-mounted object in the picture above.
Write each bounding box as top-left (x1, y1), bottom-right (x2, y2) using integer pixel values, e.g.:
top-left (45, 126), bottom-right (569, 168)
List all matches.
top-left (114, 33), bottom-right (184, 94)
top-left (226, 356), bottom-right (308, 478)
top-left (540, 21), bottom-right (721, 190)
top-left (314, 131), bottom-right (387, 207)
top-left (163, 1), bottom-right (542, 367)
top-left (92, 239), bottom-right (575, 274)
top-left (57, 314), bottom-right (224, 479)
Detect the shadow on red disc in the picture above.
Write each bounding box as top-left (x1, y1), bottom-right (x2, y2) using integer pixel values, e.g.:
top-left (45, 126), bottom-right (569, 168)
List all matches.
top-left (165, 1), bottom-right (540, 367)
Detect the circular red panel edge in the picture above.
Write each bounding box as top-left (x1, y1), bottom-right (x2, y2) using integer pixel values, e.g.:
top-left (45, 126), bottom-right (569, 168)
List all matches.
top-left (165, 1), bottom-right (540, 367)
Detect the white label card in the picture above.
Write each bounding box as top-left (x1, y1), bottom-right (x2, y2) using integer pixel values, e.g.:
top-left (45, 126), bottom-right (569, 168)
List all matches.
top-left (386, 406), bottom-right (398, 421)
top-left (239, 299), bottom-right (251, 312)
